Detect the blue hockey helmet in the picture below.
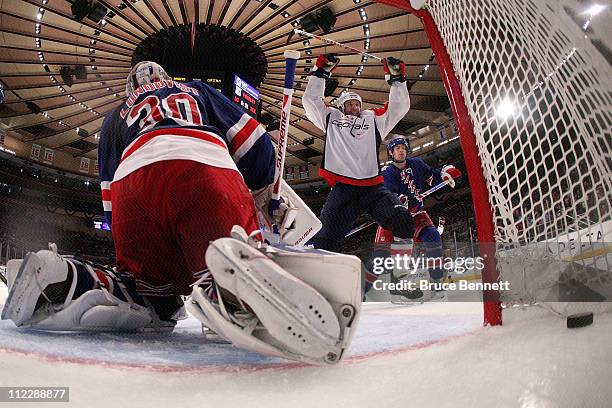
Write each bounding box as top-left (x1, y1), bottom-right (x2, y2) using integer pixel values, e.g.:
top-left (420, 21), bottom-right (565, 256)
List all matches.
top-left (387, 137), bottom-right (409, 155)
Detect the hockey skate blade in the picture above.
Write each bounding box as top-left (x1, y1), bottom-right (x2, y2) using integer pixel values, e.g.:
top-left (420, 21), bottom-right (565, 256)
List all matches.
top-left (206, 238), bottom-right (341, 360)
top-left (188, 287), bottom-right (291, 360)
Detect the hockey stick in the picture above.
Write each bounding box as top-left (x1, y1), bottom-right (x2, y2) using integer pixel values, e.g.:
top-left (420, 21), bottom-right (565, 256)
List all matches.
top-left (269, 50), bottom-right (300, 211)
top-left (345, 179), bottom-right (452, 238)
top-left (292, 29), bottom-right (383, 61)
top-left (258, 49), bottom-right (323, 246)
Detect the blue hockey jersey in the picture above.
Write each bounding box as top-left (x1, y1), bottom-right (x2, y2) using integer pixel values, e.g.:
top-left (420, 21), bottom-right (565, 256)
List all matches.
top-left (381, 158), bottom-right (443, 213)
top-left (98, 79), bottom-right (275, 225)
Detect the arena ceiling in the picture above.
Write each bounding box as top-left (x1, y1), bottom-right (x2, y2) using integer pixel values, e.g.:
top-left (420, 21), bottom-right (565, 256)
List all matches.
top-left (0, 0), bottom-right (453, 166)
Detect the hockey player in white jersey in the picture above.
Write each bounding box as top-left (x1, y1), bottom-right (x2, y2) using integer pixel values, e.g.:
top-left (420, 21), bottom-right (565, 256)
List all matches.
top-left (1, 62), bottom-right (362, 365)
top-left (303, 54), bottom-right (415, 251)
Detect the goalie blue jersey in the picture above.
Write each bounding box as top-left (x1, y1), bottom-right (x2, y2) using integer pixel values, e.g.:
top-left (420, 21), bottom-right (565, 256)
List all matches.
top-left (98, 79), bottom-right (275, 225)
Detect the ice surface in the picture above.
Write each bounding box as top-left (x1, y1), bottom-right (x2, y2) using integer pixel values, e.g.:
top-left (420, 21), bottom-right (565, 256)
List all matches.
top-left (1, 283), bottom-right (611, 407)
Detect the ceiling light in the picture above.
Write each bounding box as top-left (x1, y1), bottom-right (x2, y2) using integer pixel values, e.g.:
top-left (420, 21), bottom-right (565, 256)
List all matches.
top-left (495, 97), bottom-right (517, 119)
top-left (586, 4), bottom-right (606, 15)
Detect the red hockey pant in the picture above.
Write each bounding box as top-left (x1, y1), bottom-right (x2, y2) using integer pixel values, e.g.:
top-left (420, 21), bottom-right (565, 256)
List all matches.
top-left (111, 160), bottom-right (260, 296)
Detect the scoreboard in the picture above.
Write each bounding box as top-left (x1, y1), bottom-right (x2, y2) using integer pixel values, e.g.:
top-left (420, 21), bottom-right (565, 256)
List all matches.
top-left (233, 75), bottom-right (260, 117)
top-left (172, 75), bottom-right (224, 92)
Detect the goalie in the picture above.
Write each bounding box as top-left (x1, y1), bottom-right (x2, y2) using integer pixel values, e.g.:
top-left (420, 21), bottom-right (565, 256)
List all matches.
top-left (1, 62), bottom-right (362, 365)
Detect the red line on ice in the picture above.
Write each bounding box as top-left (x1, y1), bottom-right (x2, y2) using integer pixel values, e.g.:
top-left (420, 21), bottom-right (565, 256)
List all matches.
top-left (0, 328), bottom-right (482, 373)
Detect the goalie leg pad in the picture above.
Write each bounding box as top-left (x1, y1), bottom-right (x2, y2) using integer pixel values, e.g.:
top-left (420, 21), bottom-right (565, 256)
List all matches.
top-left (190, 237), bottom-right (361, 364)
top-left (2, 248), bottom-right (159, 331)
top-left (205, 238), bottom-right (340, 361)
top-left (2, 250), bottom-right (72, 326)
top-left (33, 289), bottom-right (155, 331)
top-left (267, 245), bottom-right (362, 356)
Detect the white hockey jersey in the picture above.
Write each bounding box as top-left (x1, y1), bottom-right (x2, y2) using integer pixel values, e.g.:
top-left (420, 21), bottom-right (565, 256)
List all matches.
top-left (303, 76), bottom-right (410, 186)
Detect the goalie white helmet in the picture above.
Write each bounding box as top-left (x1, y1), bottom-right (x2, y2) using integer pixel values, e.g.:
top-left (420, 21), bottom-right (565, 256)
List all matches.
top-left (336, 91), bottom-right (362, 111)
top-left (125, 61), bottom-right (171, 96)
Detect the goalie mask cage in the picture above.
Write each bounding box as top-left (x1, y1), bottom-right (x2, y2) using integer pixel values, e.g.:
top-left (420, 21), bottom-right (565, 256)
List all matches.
top-left (378, 0), bottom-right (612, 325)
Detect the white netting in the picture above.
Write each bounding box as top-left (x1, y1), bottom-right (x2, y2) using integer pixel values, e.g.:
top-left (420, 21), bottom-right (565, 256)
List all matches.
top-left (425, 0), bottom-right (612, 313)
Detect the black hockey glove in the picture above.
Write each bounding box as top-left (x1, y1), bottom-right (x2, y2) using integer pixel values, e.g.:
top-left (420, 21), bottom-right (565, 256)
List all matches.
top-left (313, 54), bottom-right (340, 79)
top-left (383, 57), bottom-right (407, 85)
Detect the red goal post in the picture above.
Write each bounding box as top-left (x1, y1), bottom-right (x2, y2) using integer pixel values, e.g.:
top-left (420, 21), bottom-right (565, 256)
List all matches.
top-left (377, 0), bottom-right (612, 326)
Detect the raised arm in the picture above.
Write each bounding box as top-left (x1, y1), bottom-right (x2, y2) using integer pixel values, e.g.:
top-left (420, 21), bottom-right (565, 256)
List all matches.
top-left (302, 54), bottom-right (339, 131)
top-left (374, 57), bottom-right (411, 138)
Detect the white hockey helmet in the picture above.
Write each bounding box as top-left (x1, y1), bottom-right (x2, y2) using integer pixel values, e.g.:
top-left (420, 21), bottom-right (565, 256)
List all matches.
top-left (125, 61), bottom-right (171, 96)
top-left (336, 91), bottom-right (362, 111)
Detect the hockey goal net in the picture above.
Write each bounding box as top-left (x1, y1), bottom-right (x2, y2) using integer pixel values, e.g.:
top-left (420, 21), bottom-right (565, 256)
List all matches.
top-left (379, 0), bottom-right (612, 324)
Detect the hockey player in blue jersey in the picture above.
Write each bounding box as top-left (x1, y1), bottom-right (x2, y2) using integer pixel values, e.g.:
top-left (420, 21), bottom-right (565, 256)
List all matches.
top-left (303, 54), bottom-right (415, 251)
top-left (1, 61), bottom-right (363, 365)
top-left (367, 136), bottom-right (461, 299)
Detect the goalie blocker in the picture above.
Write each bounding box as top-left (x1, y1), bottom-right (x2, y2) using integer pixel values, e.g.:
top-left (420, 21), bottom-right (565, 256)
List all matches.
top-left (254, 179), bottom-right (322, 246)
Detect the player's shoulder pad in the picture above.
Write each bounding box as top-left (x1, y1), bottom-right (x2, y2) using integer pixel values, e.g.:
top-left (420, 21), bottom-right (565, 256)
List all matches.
top-left (381, 164), bottom-right (398, 175)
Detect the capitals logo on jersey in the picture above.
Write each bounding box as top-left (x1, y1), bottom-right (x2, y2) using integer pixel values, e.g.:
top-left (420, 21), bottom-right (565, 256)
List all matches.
top-left (330, 116), bottom-right (370, 137)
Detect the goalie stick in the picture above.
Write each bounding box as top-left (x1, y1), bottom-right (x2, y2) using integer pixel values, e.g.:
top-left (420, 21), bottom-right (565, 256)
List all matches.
top-left (259, 50), bottom-right (322, 246)
top-left (269, 49), bottom-right (300, 209)
top-left (345, 179), bottom-right (452, 238)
